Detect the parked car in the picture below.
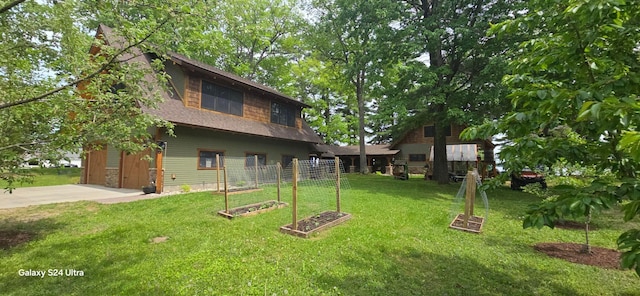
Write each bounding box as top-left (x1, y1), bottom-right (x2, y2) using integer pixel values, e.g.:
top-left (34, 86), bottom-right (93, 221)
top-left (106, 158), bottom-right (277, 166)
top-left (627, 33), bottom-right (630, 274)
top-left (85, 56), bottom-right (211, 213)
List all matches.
top-left (510, 168), bottom-right (547, 190)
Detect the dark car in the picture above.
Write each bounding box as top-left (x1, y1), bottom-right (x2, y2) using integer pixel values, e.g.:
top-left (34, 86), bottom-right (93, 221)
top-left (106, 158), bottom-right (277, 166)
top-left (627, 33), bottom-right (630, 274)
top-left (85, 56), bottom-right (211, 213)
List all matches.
top-left (510, 168), bottom-right (547, 190)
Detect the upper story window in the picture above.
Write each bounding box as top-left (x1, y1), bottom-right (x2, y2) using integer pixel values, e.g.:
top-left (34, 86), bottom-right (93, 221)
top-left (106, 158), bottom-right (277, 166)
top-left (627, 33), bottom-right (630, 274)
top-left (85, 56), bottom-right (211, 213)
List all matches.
top-left (201, 80), bottom-right (243, 116)
top-left (271, 101), bottom-right (296, 127)
top-left (423, 125), bottom-right (451, 137)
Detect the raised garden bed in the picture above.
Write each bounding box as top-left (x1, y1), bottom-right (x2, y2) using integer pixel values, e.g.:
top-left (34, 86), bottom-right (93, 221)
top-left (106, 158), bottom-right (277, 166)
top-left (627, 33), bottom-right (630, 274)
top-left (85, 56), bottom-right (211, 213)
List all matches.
top-left (280, 211), bottom-right (351, 238)
top-left (212, 188), bottom-right (263, 195)
top-left (449, 213), bottom-right (484, 234)
top-left (217, 200), bottom-right (287, 219)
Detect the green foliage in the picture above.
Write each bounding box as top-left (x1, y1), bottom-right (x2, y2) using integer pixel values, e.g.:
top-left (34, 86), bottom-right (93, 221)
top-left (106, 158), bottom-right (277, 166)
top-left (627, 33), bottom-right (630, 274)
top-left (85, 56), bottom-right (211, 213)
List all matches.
top-left (310, 0), bottom-right (406, 170)
top-left (469, 0), bottom-right (640, 274)
top-left (0, 0), bottom-right (211, 191)
top-left (180, 184), bottom-right (191, 193)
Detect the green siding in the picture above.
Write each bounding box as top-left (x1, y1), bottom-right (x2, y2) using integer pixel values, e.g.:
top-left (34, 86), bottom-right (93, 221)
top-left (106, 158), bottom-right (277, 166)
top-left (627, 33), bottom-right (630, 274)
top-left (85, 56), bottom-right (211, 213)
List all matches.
top-left (160, 125), bottom-right (312, 189)
top-left (106, 145), bottom-right (120, 167)
top-left (165, 61), bottom-right (186, 98)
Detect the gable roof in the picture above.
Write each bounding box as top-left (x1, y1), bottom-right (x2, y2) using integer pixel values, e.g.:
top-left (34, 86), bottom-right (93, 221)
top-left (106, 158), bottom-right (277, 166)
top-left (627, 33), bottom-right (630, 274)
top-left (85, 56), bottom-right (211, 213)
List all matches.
top-left (95, 24), bottom-right (322, 144)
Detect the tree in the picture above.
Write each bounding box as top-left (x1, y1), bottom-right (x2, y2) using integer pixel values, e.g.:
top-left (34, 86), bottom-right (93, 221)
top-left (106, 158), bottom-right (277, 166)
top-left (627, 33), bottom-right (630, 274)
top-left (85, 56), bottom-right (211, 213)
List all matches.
top-left (384, 0), bottom-right (523, 184)
top-left (290, 56), bottom-right (358, 145)
top-left (0, 0), bottom-right (198, 191)
top-left (462, 0), bottom-right (640, 274)
top-left (310, 0), bottom-right (404, 173)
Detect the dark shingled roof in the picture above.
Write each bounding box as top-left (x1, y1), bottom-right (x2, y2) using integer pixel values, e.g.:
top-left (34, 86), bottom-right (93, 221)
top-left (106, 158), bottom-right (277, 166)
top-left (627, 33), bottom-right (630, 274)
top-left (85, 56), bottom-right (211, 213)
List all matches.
top-left (325, 145), bottom-right (400, 156)
top-left (96, 25), bottom-right (322, 144)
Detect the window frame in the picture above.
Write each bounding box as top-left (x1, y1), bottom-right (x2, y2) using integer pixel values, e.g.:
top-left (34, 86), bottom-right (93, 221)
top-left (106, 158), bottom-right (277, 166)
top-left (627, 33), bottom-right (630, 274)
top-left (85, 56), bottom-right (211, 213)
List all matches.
top-left (281, 154), bottom-right (295, 168)
top-left (201, 80), bottom-right (244, 116)
top-left (423, 125), bottom-right (451, 137)
top-left (270, 101), bottom-right (296, 127)
top-left (245, 152), bottom-right (267, 167)
top-left (197, 149), bottom-right (225, 170)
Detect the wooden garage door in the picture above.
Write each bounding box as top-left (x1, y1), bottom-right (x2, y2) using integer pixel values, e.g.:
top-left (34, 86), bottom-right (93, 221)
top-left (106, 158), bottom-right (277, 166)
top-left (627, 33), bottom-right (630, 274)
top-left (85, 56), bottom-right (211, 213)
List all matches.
top-left (121, 150), bottom-right (150, 189)
top-left (86, 148), bottom-right (107, 185)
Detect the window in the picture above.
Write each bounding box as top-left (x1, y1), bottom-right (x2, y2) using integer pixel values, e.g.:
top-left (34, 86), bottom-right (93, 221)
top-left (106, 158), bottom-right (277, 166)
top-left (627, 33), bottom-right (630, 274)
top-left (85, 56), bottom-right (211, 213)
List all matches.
top-left (423, 125), bottom-right (451, 137)
top-left (201, 80), bottom-right (243, 116)
top-left (198, 150), bottom-right (224, 169)
top-left (409, 154), bottom-right (427, 162)
top-left (281, 155), bottom-right (294, 168)
top-left (245, 153), bottom-right (267, 167)
top-left (271, 101), bottom-right (296, 127)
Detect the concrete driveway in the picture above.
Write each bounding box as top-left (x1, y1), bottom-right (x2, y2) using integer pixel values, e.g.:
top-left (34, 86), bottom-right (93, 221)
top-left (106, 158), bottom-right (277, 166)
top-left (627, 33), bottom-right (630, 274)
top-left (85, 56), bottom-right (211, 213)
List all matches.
top-left (0, 184), bottom-right (150, 209)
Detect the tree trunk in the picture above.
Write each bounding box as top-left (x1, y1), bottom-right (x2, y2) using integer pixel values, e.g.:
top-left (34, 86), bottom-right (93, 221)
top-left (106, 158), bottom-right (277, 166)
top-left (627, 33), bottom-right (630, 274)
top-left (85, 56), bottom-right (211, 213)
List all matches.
top-left (433, 119), bottom-right (449, 184)
top-left (582, 211), bottom-right (592, 253)
top-left (356, 75), bottom-right (368, 174)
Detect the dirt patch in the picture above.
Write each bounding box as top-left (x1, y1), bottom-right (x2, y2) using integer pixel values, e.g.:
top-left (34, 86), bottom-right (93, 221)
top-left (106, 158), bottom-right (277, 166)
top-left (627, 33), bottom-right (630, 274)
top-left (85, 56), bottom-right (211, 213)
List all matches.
top-left (0, 230), bottom-right (35, 249)
top-left (534, 242), bottom-right (621, 270)
top-left (150, 236), bottom-right (169, 244)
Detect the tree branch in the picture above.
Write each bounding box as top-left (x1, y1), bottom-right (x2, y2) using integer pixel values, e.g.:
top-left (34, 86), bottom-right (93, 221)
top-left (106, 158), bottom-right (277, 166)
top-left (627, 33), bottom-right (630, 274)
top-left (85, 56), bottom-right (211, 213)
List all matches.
top-left (0, 17), bottom-right (172, 111)
top-left (0, 0), bottom-right (26, 14)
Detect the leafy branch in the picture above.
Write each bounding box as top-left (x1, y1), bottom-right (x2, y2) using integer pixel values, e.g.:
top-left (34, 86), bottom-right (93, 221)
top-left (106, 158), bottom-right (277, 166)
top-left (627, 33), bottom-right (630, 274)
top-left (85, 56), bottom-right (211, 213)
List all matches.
top-left (0, 16), bottom-right (173, 111)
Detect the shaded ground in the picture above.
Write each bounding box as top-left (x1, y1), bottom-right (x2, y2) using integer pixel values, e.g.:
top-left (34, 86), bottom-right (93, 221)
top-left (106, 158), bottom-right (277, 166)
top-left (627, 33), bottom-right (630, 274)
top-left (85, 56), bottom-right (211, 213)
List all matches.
top-left (534, 242), bottom-right (621, 270)
top-left (0, 230), bottom-right (35, 250)
top-left (554, 220), bottom-right (598, 230)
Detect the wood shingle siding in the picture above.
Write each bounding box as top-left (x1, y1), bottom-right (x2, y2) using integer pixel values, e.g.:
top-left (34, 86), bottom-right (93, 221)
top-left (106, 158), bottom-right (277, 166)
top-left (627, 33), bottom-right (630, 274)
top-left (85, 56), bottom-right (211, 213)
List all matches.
top-left (185, 76), bottom-right (201, 108)
top-left (244, 93), bottom-right (271, 123)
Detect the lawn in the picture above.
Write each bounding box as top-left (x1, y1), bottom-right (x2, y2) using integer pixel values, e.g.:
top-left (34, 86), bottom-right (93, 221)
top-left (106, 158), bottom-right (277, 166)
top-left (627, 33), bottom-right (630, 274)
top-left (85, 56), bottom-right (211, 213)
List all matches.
top-left (0, 168), bottom-right (82, 189)
top-left (0, 174), bottom-right (638, 295)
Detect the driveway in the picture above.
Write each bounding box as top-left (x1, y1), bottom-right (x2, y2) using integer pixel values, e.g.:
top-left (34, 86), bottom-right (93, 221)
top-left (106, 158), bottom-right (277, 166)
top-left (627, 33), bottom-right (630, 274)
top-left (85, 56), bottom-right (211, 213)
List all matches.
top-left (0, 184), bottom-right (152, 209)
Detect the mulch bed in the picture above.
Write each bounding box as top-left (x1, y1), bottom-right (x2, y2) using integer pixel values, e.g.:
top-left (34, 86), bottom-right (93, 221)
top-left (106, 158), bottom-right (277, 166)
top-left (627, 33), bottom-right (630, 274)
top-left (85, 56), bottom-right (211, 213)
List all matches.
top-left (534, 242), bottom-right (622, 270)
top-left (217, 200), bottom-right (287, 219)
top-left (0, 230), bottom-right (35, 250)
top-left (449, 214), bottom-right (484, 233)
top-left (280, 211), bottom-right (351, 238)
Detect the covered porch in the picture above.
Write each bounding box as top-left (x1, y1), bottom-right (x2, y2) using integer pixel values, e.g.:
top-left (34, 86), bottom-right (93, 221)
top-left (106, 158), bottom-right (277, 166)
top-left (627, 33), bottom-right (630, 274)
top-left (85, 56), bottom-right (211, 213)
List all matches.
top-left (323, 145), bottom-right (400, 174)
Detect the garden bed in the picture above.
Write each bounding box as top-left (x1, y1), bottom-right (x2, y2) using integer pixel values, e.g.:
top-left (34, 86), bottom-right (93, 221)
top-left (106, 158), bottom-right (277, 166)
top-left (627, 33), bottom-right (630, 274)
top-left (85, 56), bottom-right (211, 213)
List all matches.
top-left (217, 200), bottom-right (287, 219)
top-left (449, 213), bottom-right (484, 233)
top-left (280, 211), bottom-right (351, 238)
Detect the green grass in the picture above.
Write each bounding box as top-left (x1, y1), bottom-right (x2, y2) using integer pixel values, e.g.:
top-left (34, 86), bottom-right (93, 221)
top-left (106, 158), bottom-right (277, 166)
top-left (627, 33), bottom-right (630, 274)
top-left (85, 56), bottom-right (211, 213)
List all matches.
top-left (0, 168), bottom-right (81, 188)
top-left (0, 174), bottom-right (638, 295)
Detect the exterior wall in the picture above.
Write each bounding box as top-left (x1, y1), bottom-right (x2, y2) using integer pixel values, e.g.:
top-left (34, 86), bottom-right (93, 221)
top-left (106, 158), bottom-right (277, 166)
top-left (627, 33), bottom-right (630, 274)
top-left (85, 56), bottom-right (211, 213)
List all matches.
top-left (396, 124), bottom-right (471, 145)
top-left (106, 147), bottom-right (120, 168)
top-left (165, 61), bottom-right (186, 99)
top-left (185, 75), bottom-right (201, 108)
top-left (244, 93), bottom-right (270, 123)
top-left (105, 167), bottom-right (119, 188)
top-left (159, 125), bottom-right (312, 192)
top-left (395, 143), bottom-right (431, 174)
top-left (180, 73), bottom-right (303, 129)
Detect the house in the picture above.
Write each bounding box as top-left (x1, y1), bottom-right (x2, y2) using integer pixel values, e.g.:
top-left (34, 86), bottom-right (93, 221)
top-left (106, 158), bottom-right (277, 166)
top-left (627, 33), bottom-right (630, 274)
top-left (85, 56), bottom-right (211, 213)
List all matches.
top-left (323, 145), bottom-right (399, 174)
top-left (389, 123), bottom-right (495, 178)
top-left (81, 25), bottom-right (324, 193)
top-left (322, 124), bottom-right (494, 177)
